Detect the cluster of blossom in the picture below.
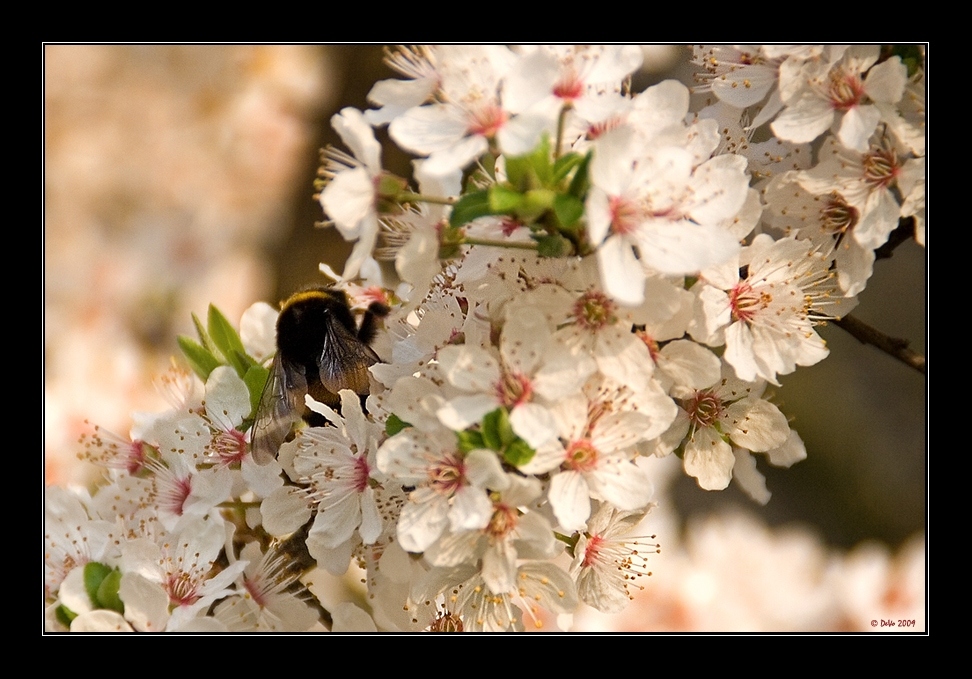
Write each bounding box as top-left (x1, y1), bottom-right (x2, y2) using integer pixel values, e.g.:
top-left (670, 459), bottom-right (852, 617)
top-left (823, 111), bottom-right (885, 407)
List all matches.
top-left (45, 44), bottom-right (924, 632)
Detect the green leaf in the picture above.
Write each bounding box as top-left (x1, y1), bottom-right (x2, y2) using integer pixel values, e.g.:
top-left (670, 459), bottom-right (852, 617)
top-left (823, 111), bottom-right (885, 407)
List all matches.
top-left (191, 312), bottom-right (214, 351)
top-left (208, 304), bottom-right (246, 363)
top-left (55, 604), bottom-right (77, 627)
top-left (567, 151), bottom-right (592, 198)
top-left (243, 363), bottom-right (271, 418)
top-left (385, 413), bottom-right (411, 437)
top-left (535, 233), bottom-right (573, 258)
top-left (481, 408), bottom-right (508, 450)
top-left (503, 439), bottom-right (536, 467)
top-left (178, 335), bottom-right (221, 380)
top-left (553, 193), bottom-right (585, 229)
top-left (456, 429), bottom-right (485, 454)
top-left (488, 185), bottom-right (525, 214)
top-left (552, 152), bottom-right (583, 185)
top-left (83, 562), bottom-right (113, 606)
top-left (449, 189), bottom-right (493, 228)
top-left (505, 136), bottom-right (552, 191)
top-left (95, 569), bottom-right (125, 613)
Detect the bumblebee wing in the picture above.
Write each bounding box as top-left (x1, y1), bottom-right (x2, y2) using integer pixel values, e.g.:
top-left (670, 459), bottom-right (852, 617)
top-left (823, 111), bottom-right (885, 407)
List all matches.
top-left (250, 355), bottom-right (306, 465)
top-left (319, 319), bottom-right (381, 395)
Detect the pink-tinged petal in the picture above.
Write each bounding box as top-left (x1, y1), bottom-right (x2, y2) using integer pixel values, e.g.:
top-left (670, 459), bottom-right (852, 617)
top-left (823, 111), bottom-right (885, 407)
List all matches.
top-left (261, 486), bottom-right (313, 538)
top-left (726, 398), bottom-right (789, 452)
top-left (771, 94), bottom-right (834, 144)
top-left (119, 572), bottom-right (170, 632)
top-left (424, 134), bottom-right (490, 177)
top-left (598, 234), bottom-right (646, 306)
top-left (587, 461), bottom-right (654, 511)
top-left (437, 345), bottom-right (500, 392)
top-left (585, 187), bottom-right (612, 244)
top-left (767, 429), bottom-right (808, 468)
top-left (365, 76), bottom-right (438, 125)
top-left (863, 57), bottom-right (907, 104)
top-left (637, 220), bottom-right (739, 276)
top-left (549, 470), bottom-right (590, 531)
top-left (510, 402), bottom-right (559, 449)
top-left (359, 488), bottom-right (383, 545)
top-left (437, 393), bottom-right (499, 432)
top-left (482, 539), bottom-right (518, 595)
top-left (854, 189), bottom-right (901, 250)
top-left (731, 448), bottom-right (771, 505)
top-left (308, 492), bottom-right (360, 550)
top-left (71, 610), bottom-right (134, 632)
top-left (724, 321), bottom-right (760, 383)
top-left (397, 495), bottom-right (450, 553)
top-left (838, 105), bottom-right (881, 153)
top-left (683, 429), bottom-right (734, 490)
top-left (449, 485), bottom-right (493, 532)
top-left (711, 63), bottom-right (777, 108)
top-left (320, 166), bottom-right (375, 237)
top-left (590, 126), bottom-right (637, 195)
top-left (332, 107), bottom-right (382, 172)
top-left (658, 339), bottom-right (722, 390)
top-left (389, 105), bottom-right (467, 155)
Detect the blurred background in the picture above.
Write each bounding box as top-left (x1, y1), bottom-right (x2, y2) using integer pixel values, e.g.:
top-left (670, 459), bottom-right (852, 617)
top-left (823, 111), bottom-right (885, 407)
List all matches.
top-left (43, 45), bottom-right (926, 631)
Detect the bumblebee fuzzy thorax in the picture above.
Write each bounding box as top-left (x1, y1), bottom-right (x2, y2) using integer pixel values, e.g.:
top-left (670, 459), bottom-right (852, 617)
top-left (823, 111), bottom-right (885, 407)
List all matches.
top-left (276, 289), bottom-right (357, 370)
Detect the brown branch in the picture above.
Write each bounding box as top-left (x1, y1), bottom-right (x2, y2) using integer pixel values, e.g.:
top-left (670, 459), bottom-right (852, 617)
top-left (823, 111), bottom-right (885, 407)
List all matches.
top-left (832, 314), bottom-right (925, 375)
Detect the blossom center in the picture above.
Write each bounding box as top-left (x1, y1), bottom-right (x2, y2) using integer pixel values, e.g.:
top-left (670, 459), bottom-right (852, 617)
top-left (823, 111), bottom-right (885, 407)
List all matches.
top-left (553, 69), bottom-right (584, 101)
top-left (166, 571), bottom-right (201, 607)
top-left (581, 534), bottom-right (604, 568)
top-left (729, 281), bottom-right (771, 323)
top-left (573, 291), bottom-right (617, 331)
top-left (827, 69), bottom-right (865, 111)
top-left (609, 196), bottom-right (642, 235)
top-left (687, 389), bottom-right (723, 429)
top-left (353, 455), bottom-right (371, 493)
top-left (428, 453), bottom-right (466, 496)
top-left (564, 439), bottom-right (599, 472)
top-left (863, 147), bottom-right (900, 190)
top-left (467, 104), bottom-right (507, 139)
top-left (820, 192), bottom-right (859, 237)
top-left (486, 503), bottom-right (519, 539)
top-left (496, 370), bottom-right (532, 409)
top-left (212, 428), bottom-right (248, 466)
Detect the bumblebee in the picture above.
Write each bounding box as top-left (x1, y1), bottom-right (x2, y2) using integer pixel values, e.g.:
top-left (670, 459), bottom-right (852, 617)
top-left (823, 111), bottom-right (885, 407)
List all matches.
top-left (251, 286), bottom-right (388, 466)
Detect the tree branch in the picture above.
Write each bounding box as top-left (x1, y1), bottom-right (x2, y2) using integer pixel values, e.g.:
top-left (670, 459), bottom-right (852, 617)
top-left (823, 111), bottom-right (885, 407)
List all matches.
top-left (832, 314), bottom-right (925, 375)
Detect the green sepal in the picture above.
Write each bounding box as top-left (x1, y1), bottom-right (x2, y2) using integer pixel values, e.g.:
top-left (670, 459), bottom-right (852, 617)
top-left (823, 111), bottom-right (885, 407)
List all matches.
top-left (227, 349), bottom-right (255, 381)
top-left (552, 152), bottom-right (584, 185)
top-left (55, 604), bottom-right (77, 627)
top-left (178, 335), bottom-right (221, 381)
top-left (243, 363), bottom-right (271, 419)
top-left (502, 438), bottom-right (536, 467)
top-left (456, 429), bottom-right (485, 454)
top-left (385, 413), bottom-right (411, 437)
top-left (519, 189), bottom-right (556, 223)
top-left (535, 233), bottom-right (573, 258)
top-left (481, 408), bottom-right (514, 451)
top-left (208, 304), bottom-right (247, 366)
top-left (488, 185), bottom-right (525, 214)
top-left (449, 189), bottom-right (493, 228)
top-left (567, 151), bottom-right (592, 198)
top-left (95, 569), bottom-right (125, 613)
top-left (505, 135), bottom-right (552, 191)
top-left (191, 312), bottom-right (213, 353)
top-left (83, 562), bottom-right (113, 607)
top-left (553, 193), bottom-right (585, 229)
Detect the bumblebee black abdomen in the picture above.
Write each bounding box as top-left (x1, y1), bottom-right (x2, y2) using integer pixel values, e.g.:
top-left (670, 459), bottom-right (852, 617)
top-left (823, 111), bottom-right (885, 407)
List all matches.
top-left (250, 285), bottom-right (387, 465)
